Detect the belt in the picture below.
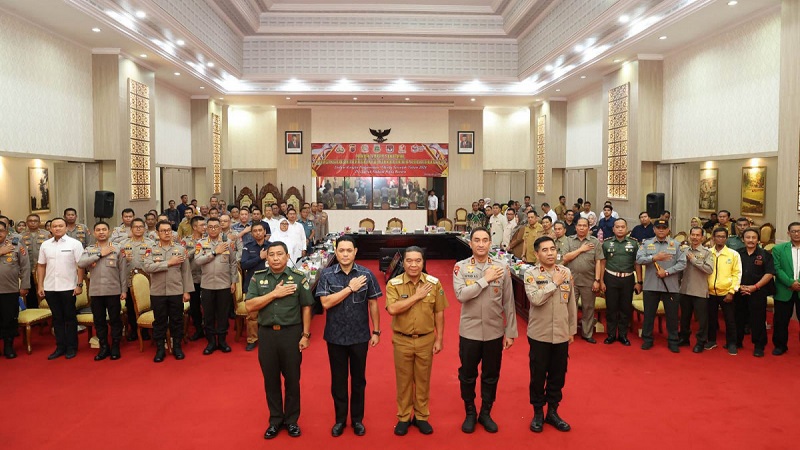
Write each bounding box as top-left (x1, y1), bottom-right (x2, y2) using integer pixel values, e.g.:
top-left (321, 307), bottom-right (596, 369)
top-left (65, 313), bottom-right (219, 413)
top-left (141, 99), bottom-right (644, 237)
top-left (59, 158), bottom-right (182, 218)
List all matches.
top-left (605, 269), bottom-right (634, 277)
top-left (394, 331), bottom-right (431, 338)
top-left (261, 324), bottom-right (300, 331)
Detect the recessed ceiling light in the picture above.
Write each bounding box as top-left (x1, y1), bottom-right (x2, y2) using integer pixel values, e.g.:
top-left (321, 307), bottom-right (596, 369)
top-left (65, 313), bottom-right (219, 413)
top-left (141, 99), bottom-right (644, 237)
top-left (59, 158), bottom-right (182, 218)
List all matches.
top-left (619, 15), bottom-right (629, 24)
top-left (174, 72), bottom-right (180, 76)
top-left (135, 10), bottom-right (146, 19)
top-left (219, 97), bottom-right (224, 100)
top-left (139, 54), bottom-right (147, 58)
top-left (545, 65), bottom-right (553, 71)
top-left (405, 97), bottom-right (410, 101)
top-left (207, 62), bottom-right (214, 67)
top-left (580, 75), bottom-right (586, 79)
top-left (727, 0), bottom-right (738, 5)
top-left (613, 59), bottom-right (622, 63)
top-left (176, 39), bottom-right (185, 46)
top-left (91, 27), bottom-right (101, 33)
top-left (574, 44), bottom-right (584, 52)
top-left (199, 86), bottom-right (204, 89)
top-left (555, 89), bottom-right (561, 92)
top-left (286, 97), bottom-right (291, 100)
top-left (659, 35), bottom-right (667, 40)
top-left (535, 98), bottom-right (542, 101)
top-left (353, 97), bottom-right (358, 100)
top-left (470, 98), bottom-right (476, 102)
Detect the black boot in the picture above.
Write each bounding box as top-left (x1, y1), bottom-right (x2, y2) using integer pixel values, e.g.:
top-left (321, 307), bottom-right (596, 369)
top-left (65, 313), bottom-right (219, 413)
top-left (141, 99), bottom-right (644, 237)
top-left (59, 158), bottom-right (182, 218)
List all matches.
top-left (94, 344), bottom-right (110, 361)
top-left (110, 340), bottom-right (121, 360)
top-left (173, 338), bottom-right (185, 360)
top-left (478, 402), bottom-right (498, 433)
top-left (188, 329), bottom-right (204, 341)
top-left (154, 340), bottom-right (166, 363)
top-left (461, 401), bottom-right (477, 433)
top-left (3, 338), bottom-right (16, 359)
top-left (545, 404), bottom-right (571, 432)
top-left (203, 335), bottom-right (217, 355)
top-left (217, 334), bottom-right (232, 353)
top-left (530, 407), bottom-right (544, 433)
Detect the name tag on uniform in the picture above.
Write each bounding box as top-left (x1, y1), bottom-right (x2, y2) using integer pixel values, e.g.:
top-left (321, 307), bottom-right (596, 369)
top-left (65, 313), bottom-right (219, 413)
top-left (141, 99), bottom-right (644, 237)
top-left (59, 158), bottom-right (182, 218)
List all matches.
top-left (401, 294), bottom-right (409, 298)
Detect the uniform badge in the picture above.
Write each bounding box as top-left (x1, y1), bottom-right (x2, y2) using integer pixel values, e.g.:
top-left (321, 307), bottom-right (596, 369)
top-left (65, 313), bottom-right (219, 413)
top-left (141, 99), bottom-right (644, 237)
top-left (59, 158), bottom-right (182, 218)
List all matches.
top-left (288, 275), bottom-right (293, 281)
top-left (439, 288), bottom-right (444, 295)
top-left (467, 266), bottom-right (474, 273)
top-left (20, 247), bottom-right (26, 256)
top-left (466, 280), bottom-right (474, 286)
top-left (302, 280), bottom-right (310, 289)
top-left (493, 287), bottom-right (499, 295)
top-left (559, 283), bottom-right (570, 291)
top-left (453, 265), bottom-right (460, 275)
top-left (562, 293), bottom-right (569, 300)
top-left (145, 248), bottom-right (151, 256)
top-left (195, 243), bottom-right (202, 254)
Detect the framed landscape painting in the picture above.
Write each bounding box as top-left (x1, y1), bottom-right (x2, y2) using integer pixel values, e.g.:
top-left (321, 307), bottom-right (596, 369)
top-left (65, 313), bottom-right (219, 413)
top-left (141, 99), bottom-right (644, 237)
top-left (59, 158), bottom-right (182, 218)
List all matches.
top-left (741, 167), bottom-right (766, 217)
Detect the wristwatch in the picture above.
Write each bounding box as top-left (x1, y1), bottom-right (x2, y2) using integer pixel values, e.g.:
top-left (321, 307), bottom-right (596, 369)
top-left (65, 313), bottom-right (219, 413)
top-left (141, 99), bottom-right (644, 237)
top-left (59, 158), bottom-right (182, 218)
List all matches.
top-left (372, 330), bottom-right (382, 336)
top-left (211, 250), bottom-right (217, 256)
top-left (302, 332), bottom-right (311, 339)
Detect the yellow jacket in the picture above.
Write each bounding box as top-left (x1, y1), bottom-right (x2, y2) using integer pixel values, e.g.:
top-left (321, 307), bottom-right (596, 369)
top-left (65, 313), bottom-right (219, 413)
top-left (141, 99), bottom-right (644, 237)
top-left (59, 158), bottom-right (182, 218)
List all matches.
top-left (707, 246), bottom-right (742, 296)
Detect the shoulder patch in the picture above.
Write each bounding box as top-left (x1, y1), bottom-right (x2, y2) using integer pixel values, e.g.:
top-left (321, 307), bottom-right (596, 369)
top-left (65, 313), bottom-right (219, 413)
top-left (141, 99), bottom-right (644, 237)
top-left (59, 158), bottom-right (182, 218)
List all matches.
top-left (389, 278), bottom-right (403, 285)
top-left (254, 269), bottom-right (267, 274)
top-left (290, 267), bottom-right (305, 276)
top-left (425, 275), bottom-right (439, 284)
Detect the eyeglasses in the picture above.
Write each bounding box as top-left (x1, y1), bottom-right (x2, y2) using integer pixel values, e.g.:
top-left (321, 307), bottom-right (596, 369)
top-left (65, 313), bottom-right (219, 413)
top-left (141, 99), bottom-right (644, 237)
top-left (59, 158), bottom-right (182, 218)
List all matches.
top-left (207, 225), bottom-right (220, 229)
top-left (789, 230), bottom-right (800, 234)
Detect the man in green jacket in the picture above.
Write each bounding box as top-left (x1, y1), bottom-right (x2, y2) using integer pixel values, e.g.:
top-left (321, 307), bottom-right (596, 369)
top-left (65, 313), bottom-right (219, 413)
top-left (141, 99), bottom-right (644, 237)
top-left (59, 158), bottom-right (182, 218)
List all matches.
top-left (770, 222), bottom-right (800, 356)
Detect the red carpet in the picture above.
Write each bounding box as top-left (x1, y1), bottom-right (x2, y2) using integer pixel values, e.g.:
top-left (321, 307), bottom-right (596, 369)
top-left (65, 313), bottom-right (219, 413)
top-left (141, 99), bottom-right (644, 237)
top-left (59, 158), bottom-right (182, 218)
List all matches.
top-left (2, 260), bottom-right (800, 449)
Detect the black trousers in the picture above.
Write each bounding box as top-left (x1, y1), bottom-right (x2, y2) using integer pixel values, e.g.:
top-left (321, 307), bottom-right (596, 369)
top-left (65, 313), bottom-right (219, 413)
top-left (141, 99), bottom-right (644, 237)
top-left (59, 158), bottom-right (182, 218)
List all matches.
top-left (679, 294), bottom-right (709, 345)
top-left (772, 292), bottom-right (800, 351)
top-left (603, 273), bottom-right (634, 338)
top-left (201, 288), bottom-right (231, 336)
top-left (152, 295), bottom-right (184, 341)
top-left (735, 293), bottom-right (767, 349)
top-left (91, 295), bottom-right (122, 345)
top-left (258, 324), bottom-right (303, 426)
top-left (642, 291), bottom-right (679, 346)
top-left (327, 341), bottom-right (369, 423)
top-left (126, 288), bottom-right (138, 336)
top-left (458, 336), bottom-right (503, 405)
top-left (708, 295), bottom-right (736, 346)
top-left (528, 338), bottom-right (568, 408)
top-left (0, 292), bottom-right (19, 339)
top-left (26, 274), bottom-right (38, 309)
top-left (45, 290), bottom-right (78, 352)
top-left (189, 282), bottom-right (203, 333)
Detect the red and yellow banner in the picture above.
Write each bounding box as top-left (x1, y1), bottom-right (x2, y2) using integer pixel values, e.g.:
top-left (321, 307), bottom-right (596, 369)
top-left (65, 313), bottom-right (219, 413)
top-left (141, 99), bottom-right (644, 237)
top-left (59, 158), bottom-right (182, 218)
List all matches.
top-left (311, 143), bottom-right (449, 177)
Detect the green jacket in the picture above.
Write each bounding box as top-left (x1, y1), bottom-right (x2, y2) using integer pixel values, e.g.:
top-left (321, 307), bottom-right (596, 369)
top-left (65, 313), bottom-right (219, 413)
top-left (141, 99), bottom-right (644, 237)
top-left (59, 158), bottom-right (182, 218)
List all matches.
top-left (771, 242), bottom-right (798, 302)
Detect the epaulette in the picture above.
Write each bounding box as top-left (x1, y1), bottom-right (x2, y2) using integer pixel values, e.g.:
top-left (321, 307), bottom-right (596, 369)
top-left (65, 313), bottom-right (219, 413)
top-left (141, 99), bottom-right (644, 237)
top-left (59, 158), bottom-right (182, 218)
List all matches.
top-left (254, 269), bottom-right (268, 274)
top-left (290, 267), bottom-right (305, 276)
top-left (425, 274), bottom-right (440, 284)
top-left (604, 236), bottom-right (613, 241)
top-left (389, 277), bottom-right (403, 285)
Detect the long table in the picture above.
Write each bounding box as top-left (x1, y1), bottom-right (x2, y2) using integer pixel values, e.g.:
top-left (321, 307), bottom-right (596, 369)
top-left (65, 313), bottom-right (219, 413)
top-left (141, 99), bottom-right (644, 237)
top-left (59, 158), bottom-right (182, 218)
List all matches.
top-left (348, 232), bottom-right (473, 260)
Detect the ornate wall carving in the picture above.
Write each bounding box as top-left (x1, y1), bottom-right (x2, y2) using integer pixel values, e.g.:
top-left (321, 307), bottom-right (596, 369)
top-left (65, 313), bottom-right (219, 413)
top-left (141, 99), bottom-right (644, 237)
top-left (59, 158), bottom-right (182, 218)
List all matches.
top-left (536, 115), bottom-right (546, 194)
top-left (129, 79), bottom-right (151, 200)
top-left (607, 83), bottom-right (628, 200)
top-left (212, 112), bottom-right (222, 194)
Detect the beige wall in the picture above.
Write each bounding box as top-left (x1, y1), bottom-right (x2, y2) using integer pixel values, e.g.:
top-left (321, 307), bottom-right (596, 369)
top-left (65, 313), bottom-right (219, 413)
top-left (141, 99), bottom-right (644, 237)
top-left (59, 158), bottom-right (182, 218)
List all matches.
top-left (155, 81), bottom-right (192, 167)
top-left (448, 109), bottom-right (484, 218)
top-left (565, 85), bottom-right (603, 168)
top-left (483, 107), bottom-right (532, 170)
top-left (276, 108), bottom-right (313, 200)
top-left (311, 106), bottom-right (448, 142)
top-left (0, 156), bottom-right (60, 222)
top-left (228, 106), bottom-right (278, 169)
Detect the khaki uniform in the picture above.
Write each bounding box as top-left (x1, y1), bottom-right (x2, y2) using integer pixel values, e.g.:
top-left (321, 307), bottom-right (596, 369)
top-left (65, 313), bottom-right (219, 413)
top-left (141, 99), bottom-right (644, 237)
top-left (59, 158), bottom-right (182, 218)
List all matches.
top-left (121, 237), bottom-right (155, 288)
top-left (180, 235), bottom-right (204, 335)
top-left (386, 272), bottom-right (449, 421)
top-left (0, 237), bottom-right (30, 340)
top-left (143, 242), bottom-right (193, 343)
top-left (21, 229), bottom-right (49, 308)
top-left (195, 237), bottom-right (238, 339)
top-left (111, 225), bottom-right (132, 244)
top-left (177, 219), bottom-right (192, 239)
top-left (222, 229), bottom-right (243, 261)
top-left (554, 203), bottom-right (568, 221)
top-left (521, 223), bottom-right (544, 263)
top-left (66, 223), bottom-right (90, 247)
top-left (563, 234), bottom-right (604, 338)
top-left (77, 243), bottom-right (127, 346)
top-left (554, 236), bottom-right (568, 265)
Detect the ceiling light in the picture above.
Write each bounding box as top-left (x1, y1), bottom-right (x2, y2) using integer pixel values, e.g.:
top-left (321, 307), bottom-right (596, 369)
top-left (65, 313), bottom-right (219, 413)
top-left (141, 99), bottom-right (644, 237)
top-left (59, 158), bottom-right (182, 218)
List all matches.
top-left (574, 44), bottom-right (584, 52)
top-left (285, 97), bottom-right (291, 100)
top-left (727, 0), bottom-right (738, 5)
top-left (470, 98), bottom-right (476, 102)
top-left (176, 39), bottom-right (185, 46)
top-left (174, 72), bottom-right (180, 76)
top-left (545, 65), bottom-right (553, 72)
top-left (555, 89), bottom-right (561, 92)
top-left (199, 86), bottom-right (204, 89)
top-left (619, 15), bottom-right (629, 24)
top-left (207, 62), bottom-right (214, 67)
top-left (353, 97), bottom-right (358, 100)
top-left (219, 97), bottom-right (224, 100)
top-left (405, 97), bottom-right (410, 101)
top-left (139, 54), bottom-right (147, 58)
top-left (91, 27), bottom-right (101, 33)
top-left (613, 59), bottom-right (622, 63)
top-left (659, 35), bottom-right (667, 40)
top-left (580, 75), bottom-right (586, 79)
top-left (135, 10), bottom-right (146, 19)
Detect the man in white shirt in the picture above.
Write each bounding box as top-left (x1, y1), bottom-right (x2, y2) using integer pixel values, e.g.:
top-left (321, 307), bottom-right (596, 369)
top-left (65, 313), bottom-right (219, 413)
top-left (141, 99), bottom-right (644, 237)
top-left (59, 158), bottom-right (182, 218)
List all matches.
top-left (286, 209), bottom-right (308, 258)
top-left (427, 190), bottom-right (439, 225)
top-left (579, 201), bottom-right (596, 221)
top-left (541, 203), bottom-right (558, 224)
top-left (36, 217), bottom-right (85, 360)
top-left (488, 203), bottom-right (508, 247)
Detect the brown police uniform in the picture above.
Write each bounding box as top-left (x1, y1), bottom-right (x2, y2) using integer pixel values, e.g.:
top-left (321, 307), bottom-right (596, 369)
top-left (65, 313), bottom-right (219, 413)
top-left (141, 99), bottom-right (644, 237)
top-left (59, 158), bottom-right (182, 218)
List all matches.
top-left (143, 242), bottom-right (193, 343)
top-left (194, 237), bottom-right (238, 343)
top-left (66, 223), bottom-right (90, 247)
top-left (21, 228), bottom-right (50, 308)
top-left (385, 272), bottom-right (448, 422)
top-left (563, 234), bottom-right (604, 338)
top-left (78, 243), bottom-right (127, 349)
top-left (181, 235), bottom-right (204, 337)
top-left (0, 236), bottom-right (30, 345)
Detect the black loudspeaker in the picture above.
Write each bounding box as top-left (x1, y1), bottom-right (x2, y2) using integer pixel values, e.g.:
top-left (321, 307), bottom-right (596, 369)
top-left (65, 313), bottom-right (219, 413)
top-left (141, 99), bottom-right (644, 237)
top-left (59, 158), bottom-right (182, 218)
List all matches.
top-left (646, 192), bottom-right (665, 219)
top-left (94, 191), bottom-right (115, 218)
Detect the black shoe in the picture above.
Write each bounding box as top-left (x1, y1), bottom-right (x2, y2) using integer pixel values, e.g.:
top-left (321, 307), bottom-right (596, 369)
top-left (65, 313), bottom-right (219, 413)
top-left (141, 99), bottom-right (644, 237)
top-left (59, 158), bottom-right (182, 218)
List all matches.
top-left (772, 347), bottom-right (786, 356)
top-left (263, 425), bottom-right (280, 440)
top-left (47, 349), bottom-right (65, 360)
top-left (530, 408), bottom-right (544, 433)
top-left (394, 421), bottom-right (411, 436)
top-left (412, 418), bottom-right (433, 435)
top-left (727, 344), bottom-right (738, 356)
top-left (677, 339), bottom-right (690, 347)
top-left (65, 349), bottom-right (77, 359)
top-left (744, 324), bottom-right (751, 335)
top-left (245, 342), bottom-right (258, 352)
top-left (188, 330), bottom-right (204, 342)
top-left (331, 422), bottom-right (345, 437)
top-left (582, 336), bottom-right (597, 344)
top-left (478, 411), bottom-right (498, 433)
top-left (4, 339), bottom-right (16, 359)
top-left (94, 345), bottom-right (110, 361)
top-left (173, 340), bottom-right (185, 360)
top-left (736, 343), bottom-right (743, 349)
top-left (217, 336), bottom-right (232, 353)
top-left (754, 348), bottom-right (765, 357)
top-left (126, 333), bottom-right (138, 342)
top-left (545, 406), bottom-right (571, 432)
top-left (141, 330), bottom-right (151, 341)
top-left (352, 422), bottom-right (366, 436)
top-left (154, 346), bottom-right (166, 363)
top-left (603, 336), bottom-right (616, 345)
top-left (668, 345), bottom-right (680, 353)
top-left (286, 423), bottom-right (301, 437)
top-left (692, 344), bottom-right (704, 353)
top-left (462, 404), bottom-right (477, 433)
top-left (110, 342), bottom-right (121, 360)
top-left (704, 341), bottom-right (717, 350)
top-left (203, 337), bottom-right (217, 355)
top-left (618, 337), bottom-right (631, 346)
top-left (641, 342), bottom-right (653, 350)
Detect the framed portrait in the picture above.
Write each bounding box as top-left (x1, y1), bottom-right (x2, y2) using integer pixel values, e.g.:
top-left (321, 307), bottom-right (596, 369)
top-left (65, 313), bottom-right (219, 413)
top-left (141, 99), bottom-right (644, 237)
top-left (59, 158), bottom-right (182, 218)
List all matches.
top-left (698, 168), bottom-right (718, 212)
top-left (741, 166), bottom-right (766, 217)
top-left (29, 167), bottom-right (51, 213)
top-left (285, 131), bottom-right (302, 154)
top-left (457, 131), bottom-right (474, 154)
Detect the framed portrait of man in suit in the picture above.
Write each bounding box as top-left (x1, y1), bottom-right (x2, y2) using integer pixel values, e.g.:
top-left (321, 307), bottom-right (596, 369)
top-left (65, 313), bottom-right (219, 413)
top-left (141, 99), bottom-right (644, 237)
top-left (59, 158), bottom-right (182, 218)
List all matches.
top-left (285, 131), bottom-right (302, 154)
top-left (457, 131), bottom-right (474, 154)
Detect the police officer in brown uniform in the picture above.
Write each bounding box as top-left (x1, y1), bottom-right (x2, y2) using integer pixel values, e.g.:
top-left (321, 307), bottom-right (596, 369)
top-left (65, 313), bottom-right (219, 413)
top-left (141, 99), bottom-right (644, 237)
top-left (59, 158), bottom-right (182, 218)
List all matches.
top-left (453, 227), bottom-right (517, 434)
top-left (524, 236), bottom-right (576, 433)
top-left (181, 216), bottom-right (206, 341)
top-left (64, 208), bottom-right (90, 248)
top-left (386, 246), bottom-right (448, 436)
top-left (143, 220), bottom-right (193, 362)
top-left (561, 217), bottom-right (604, 343)
top-left (21, 213), bottom-right (50, 308)
top-left (0, 220), bottom-right (30, 358)
top-left (111, 208), bottom-right (136, 244)
top-left (78, 221), bottom-right (128, 360)
top-left (194, 217), bottom-right (238, 355)
top-left (121, 218), bottom-right (154, 341)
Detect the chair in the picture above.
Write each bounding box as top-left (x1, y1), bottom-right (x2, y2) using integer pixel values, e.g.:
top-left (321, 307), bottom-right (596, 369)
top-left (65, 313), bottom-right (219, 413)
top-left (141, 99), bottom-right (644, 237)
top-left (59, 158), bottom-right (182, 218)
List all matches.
top-left (760, 223), bottom-right (776, 245)
top-left (359, 218), bottom-right (375, 231)
top-left (673, 231), bottom-right (687, 245)
top-left (17, 307), bottom-right (52, 355)
top-left (130, 269), bottom-right (158, 352)
top-left (437, 217), bottom-right (453, 231)
top-left (233, 269), bottom-right (248, 342)
top-left (387, 217), bottom-right (403, 230)
top-left (454, 208), bottom-right (468, 231)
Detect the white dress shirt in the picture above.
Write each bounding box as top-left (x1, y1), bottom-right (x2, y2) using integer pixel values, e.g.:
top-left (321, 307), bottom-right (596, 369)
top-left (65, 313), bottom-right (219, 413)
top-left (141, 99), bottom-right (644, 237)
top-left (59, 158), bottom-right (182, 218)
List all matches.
top-left (38, 235), bottom-right (83, 291)
top-left (792, 245), bottom-right (800, 280)
top-left (427, 194), bottom-right (438, 211)
top-left (545, 210), bottom-right (558, 223)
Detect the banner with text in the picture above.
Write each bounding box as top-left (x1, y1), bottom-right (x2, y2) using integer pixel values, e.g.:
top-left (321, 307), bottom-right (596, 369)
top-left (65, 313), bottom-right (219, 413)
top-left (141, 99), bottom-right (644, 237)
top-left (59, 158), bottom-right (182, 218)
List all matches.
top-left (311, 143), bottom-right (449, 177)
